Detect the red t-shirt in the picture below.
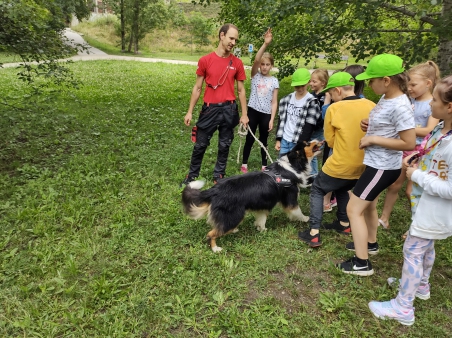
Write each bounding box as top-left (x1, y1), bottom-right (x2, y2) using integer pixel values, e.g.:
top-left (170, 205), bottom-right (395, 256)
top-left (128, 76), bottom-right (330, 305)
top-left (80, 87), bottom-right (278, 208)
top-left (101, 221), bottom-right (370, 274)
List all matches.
top-left (196, 52), bottom-right (246, 104)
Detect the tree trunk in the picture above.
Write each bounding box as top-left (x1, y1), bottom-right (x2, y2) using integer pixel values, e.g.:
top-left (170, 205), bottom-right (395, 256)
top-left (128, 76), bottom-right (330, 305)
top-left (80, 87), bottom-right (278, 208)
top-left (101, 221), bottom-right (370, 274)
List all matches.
top-left (438, 0), bottom-right (452, 75)
top-left (132, 0), bottom-right (140, 54)
top-left (128, 30), bottom-right (133, 53)
top-left (120, 0), bottom-right (125, 52)
top-left (134, 35), bottom-right (139, 54)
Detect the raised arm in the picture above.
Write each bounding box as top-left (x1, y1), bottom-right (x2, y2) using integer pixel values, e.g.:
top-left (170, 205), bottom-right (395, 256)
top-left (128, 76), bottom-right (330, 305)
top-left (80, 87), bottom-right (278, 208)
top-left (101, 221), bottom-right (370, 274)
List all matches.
top-left (251, 28), bottom-right (272, 78)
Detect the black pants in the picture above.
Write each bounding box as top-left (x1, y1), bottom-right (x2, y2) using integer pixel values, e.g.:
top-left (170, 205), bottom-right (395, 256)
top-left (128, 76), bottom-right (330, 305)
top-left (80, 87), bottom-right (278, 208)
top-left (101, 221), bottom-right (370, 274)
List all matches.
top-left (188, 103), bottom-right (237, 178)
top-left (242, 107), bottom-right (271, 166)
top-left (310, 171), bottom-right (358, 229)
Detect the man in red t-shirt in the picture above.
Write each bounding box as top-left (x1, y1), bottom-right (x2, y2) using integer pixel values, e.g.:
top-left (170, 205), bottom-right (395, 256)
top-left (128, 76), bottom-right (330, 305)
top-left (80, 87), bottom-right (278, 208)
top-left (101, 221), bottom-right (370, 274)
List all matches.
top-left (181, 23), bottom-right (249, 186)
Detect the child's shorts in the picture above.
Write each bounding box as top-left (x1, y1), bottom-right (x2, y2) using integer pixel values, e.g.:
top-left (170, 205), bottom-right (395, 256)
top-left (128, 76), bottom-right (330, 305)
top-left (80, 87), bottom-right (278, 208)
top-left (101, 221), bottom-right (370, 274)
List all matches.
top-left (353, 166), bottom-right (401, 201)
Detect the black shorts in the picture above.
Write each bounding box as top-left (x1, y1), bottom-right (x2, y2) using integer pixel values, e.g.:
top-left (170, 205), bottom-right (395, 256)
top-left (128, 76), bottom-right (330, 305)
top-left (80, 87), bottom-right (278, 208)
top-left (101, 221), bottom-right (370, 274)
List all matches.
top-left (353, 166), bottom-right (401, 201)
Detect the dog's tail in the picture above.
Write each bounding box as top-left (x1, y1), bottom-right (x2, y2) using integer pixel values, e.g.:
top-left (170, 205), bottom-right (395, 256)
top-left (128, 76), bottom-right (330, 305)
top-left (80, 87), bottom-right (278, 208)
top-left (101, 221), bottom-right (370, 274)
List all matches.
top-left (181, 180), bottom-right (210, 220)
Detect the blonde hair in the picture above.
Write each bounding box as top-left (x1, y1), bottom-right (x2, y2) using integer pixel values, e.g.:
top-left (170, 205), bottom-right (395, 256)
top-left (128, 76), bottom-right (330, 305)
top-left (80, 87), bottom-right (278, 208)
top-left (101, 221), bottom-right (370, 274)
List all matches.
top-left (261, 52), bottom-right (274, 66)
top-left (408, 60), bottom-right (441, 91)
top-left (311, 69), bottom-right (329, 87)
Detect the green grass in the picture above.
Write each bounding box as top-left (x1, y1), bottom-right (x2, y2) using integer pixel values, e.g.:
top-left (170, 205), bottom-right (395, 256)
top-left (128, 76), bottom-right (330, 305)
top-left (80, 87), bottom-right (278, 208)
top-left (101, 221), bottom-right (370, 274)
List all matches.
top-left (0, 61), bottom-right (451, 337)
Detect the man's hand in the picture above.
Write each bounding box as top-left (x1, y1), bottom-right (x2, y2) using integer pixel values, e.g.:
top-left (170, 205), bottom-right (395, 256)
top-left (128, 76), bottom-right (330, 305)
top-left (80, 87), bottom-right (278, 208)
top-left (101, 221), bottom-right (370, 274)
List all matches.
top-left (275, 140), bottom-right (281, 151)
top-left (184, 112), bottom-right (192, 126)
top-left (240, 115), bottom-right (249, 128)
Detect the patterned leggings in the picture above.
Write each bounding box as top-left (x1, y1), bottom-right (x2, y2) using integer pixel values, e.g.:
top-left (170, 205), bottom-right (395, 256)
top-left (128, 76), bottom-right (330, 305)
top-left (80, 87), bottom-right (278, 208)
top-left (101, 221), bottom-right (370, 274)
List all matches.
top-left (396, 233), bottom-right (435, 309)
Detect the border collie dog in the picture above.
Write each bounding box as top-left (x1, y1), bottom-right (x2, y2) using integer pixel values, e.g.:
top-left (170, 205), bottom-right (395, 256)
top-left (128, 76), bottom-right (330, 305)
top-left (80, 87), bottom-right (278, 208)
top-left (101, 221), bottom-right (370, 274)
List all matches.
top-left (182, 140), bottom-right (323, 252)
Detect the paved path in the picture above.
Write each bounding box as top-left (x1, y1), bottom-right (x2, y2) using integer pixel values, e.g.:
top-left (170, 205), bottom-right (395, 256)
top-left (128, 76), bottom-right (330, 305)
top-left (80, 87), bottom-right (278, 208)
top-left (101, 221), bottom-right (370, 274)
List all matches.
top-left (2, 29), bottom-right (334, 74)
top-left (1, 29), bottom-right (199, 69)
top-left (64, 28), bottom-right (107, 56)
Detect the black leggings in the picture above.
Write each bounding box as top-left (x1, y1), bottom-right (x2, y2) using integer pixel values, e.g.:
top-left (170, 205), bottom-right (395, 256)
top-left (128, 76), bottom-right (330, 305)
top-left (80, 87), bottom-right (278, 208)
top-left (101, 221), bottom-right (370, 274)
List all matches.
top-left (242, 107), bottom-right (272, 166)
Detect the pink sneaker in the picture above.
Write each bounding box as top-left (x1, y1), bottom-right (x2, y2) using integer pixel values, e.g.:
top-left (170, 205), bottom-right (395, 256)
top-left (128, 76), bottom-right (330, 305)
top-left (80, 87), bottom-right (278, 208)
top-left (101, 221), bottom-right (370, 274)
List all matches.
top-left (387, 278), bottom-right (431, 300)
top-left (330, 197), bottom-right (337, 208)
top-left (262, 166), bottom-right (267, 171)
top-left (368, 299), bottom-right (415, 326)
top-left (416, 284), bottom-right (431, 300)
top-left (240, 166), bottom-right (248, 174)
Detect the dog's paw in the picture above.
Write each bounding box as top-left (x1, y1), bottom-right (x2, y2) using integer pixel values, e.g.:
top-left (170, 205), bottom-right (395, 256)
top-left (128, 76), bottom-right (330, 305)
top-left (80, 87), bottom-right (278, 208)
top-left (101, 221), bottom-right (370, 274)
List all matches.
top-left (256, 226), bottom-right (267, 232)
top-left (232, 228), bottom-right (239, 233)
top-left (212, 246), bottom-right (223, 253)
top-left (301, 216), bottom-right (309, 222)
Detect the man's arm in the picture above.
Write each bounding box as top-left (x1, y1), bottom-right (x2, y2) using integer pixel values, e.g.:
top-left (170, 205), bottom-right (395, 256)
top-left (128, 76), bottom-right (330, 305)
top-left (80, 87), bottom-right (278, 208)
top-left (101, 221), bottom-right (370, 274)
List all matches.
top-left (184, 75), bottom-right (204, 126)
top-left (237, 80), bottom-right (249, 127)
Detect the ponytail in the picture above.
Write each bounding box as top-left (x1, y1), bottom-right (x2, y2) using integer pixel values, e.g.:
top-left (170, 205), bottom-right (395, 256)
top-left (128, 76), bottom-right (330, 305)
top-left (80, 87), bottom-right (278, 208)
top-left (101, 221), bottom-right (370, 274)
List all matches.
top-left (390, 72), bottom-right (410, 97)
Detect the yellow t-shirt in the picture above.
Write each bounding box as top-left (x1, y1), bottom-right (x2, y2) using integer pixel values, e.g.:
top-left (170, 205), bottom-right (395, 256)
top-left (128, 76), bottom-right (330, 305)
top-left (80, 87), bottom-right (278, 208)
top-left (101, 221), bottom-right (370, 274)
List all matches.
top-left (322, 98), bottom-right (376, 179)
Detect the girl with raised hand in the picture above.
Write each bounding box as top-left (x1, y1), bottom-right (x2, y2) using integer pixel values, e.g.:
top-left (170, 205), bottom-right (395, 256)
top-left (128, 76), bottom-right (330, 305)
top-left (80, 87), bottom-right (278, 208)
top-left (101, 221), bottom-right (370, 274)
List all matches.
top-left (378, 61), bottom-right (440, 234)
top-left (241, 28), bottom-right (279, 173)
top-left (368, 75), bottom-right (452, 326)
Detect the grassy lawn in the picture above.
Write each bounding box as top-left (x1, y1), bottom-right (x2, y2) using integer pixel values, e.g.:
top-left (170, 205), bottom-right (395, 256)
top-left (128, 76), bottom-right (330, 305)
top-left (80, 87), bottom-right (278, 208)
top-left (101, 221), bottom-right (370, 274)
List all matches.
top-left (0, 61), bottom-right (451, 337)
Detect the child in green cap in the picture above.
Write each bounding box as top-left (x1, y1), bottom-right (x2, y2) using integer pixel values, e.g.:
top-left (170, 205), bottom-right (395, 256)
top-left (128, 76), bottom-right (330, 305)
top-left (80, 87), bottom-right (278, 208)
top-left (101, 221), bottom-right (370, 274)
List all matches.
top-left (337, 53), bottom-right (416, 276)
top-left (275, 68), bottom-right (321, 156)
top-left (298, 72), bottom-right (376, 248)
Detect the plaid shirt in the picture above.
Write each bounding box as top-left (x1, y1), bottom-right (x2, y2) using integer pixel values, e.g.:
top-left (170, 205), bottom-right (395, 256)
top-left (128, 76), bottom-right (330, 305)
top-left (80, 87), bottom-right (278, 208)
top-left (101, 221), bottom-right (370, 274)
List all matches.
top-left (275, 92), bottom-right (321, 142)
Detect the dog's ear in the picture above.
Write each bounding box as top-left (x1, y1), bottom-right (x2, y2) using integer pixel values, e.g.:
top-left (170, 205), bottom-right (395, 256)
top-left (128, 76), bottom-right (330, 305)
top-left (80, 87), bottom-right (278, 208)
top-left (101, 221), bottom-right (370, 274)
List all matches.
top-left (303, 141), bottom-right (316, 158)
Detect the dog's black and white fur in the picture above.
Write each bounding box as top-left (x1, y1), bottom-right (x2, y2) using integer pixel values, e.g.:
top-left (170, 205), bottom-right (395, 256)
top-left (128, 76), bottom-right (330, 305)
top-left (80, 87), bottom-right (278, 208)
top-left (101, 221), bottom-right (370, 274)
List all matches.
top-left (181, 140), bottom-right (323, 252)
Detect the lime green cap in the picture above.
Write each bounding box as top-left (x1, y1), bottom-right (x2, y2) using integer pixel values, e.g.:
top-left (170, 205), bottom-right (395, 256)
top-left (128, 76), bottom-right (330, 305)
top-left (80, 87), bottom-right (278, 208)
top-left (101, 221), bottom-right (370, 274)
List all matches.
top-left (355, 54), bottom-right (405, 80)
top-left (291, 68), bottom-right (311, 86)
top-left (322, 72), bottom-right (355, 92)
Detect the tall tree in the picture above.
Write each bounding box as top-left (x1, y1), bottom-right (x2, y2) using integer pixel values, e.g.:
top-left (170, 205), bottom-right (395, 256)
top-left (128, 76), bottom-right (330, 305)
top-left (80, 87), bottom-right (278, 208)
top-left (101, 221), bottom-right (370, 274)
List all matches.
top-left (104, 0), bottom-right (170, 54)
top-left (179, 12), bottom-right (214, 53)
top-left (196, 0), bottom-right (452, 77)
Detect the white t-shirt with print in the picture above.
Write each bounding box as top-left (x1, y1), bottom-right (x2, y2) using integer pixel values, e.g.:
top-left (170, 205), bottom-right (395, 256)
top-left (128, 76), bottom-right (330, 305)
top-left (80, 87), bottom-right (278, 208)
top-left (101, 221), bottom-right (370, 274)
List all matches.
top-left (248, 72), bottom-right (279, 114)
top-left (283, 92), bottom-right (313, 142)
top-left (364, 94), bottom-right (415, 170)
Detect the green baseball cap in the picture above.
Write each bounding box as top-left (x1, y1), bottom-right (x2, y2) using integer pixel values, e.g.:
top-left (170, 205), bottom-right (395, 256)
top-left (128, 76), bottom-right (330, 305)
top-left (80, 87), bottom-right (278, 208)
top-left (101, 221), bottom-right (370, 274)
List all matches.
top-left (322, 72), bottom-right (355, 92)
top-left (355, 54), bottom-right (405, 80)
top-left (291, 68), bottom-right (311, 86)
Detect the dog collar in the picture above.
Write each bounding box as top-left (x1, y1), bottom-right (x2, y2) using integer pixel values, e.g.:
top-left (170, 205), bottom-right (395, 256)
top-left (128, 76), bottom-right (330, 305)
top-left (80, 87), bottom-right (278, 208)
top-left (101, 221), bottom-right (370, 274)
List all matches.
top-left (262, 168), bottom-right (293, 187)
